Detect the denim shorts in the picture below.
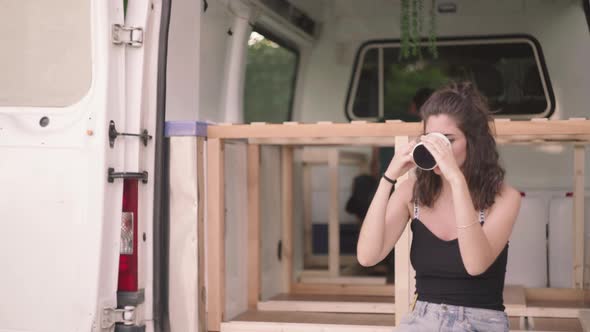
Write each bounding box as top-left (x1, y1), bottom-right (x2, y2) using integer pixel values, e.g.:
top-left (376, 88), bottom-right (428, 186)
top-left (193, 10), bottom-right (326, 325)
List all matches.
top-left (394, 301), bottom-right (509, 332)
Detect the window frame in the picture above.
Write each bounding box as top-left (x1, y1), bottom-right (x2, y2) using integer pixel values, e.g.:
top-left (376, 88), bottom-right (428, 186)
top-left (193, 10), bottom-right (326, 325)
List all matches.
top-left (246, 25), bottom-right (301, 122)
top-left (344, 35), bottom-right (555, 121)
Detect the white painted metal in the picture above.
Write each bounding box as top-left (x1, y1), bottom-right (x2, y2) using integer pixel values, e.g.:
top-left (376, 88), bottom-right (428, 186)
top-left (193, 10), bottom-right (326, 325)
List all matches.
top-left (0, 1), bottom-right (125, 331)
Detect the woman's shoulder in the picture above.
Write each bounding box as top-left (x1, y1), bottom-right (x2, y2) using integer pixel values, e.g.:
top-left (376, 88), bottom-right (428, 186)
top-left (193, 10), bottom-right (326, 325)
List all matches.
top-left (494, 182), bottom-right (522, 208)
top-left (499, 182), bottom-right (521, 199)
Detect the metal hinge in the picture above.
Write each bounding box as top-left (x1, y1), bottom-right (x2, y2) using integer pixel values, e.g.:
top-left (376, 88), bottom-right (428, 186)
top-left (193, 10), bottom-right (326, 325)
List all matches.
top-left (101, 306), bottom-right (136, 329)
top-left (112, 24), bottom-right (143, 47)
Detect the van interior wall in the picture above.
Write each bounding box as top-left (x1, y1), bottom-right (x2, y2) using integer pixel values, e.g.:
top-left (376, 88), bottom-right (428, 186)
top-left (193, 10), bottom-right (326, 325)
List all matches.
top-left (165, 0), bottom-right (201, 121)
top-left (294, 0), bottom-right (590, 191)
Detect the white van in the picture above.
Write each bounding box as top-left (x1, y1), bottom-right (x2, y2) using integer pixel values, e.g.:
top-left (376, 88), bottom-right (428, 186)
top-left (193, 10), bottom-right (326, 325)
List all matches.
top-left (1, 0), bottom-right (590, 331)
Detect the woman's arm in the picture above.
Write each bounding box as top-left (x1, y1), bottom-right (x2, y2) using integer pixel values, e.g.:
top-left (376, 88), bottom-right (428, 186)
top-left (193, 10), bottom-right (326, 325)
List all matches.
top-left (357, 141), bottom-right (417, 267)
top-left (450, 177), bottom-right (521, 275)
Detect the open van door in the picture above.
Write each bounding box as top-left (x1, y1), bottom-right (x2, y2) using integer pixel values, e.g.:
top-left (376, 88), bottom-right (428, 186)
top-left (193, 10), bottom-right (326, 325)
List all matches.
top-left (0, 1), bottom-right (145, 331)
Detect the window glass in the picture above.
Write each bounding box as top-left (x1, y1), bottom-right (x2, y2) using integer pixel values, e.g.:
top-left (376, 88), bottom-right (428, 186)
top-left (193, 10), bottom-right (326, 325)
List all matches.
top-left (0, 0), bottom-right (91, 107)
top-left (244, 31), bottom-right (298, 123)
top-left (348, 38), bottom-right (552, 120)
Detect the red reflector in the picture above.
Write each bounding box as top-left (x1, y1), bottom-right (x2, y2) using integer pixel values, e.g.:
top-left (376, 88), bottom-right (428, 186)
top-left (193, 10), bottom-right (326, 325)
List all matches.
top-left (118, 179), bottom-right (138, 292)
top-left (566, 192), bottom-right (573, 197)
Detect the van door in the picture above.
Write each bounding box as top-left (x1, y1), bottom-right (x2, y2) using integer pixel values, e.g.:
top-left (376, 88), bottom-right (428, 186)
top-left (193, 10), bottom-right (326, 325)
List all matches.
top-left (0, 1), bottom-right (130, 331)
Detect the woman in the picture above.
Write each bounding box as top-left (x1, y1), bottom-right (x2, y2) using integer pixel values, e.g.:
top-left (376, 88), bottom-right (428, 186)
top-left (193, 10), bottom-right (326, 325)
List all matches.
top-left (356, 81), bottom-right (521, 331)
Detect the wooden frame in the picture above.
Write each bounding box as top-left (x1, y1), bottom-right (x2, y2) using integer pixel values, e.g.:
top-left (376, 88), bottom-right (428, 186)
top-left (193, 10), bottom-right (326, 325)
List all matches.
top-left (299, 148), bottom-right (377, 284)
top-left (202, 120), bottom-right (590, 331)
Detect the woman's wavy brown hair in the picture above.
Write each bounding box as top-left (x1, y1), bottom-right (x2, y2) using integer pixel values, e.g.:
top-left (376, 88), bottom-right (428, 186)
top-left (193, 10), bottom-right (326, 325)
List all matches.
top-left (413, 81), bottom-right (505, 211)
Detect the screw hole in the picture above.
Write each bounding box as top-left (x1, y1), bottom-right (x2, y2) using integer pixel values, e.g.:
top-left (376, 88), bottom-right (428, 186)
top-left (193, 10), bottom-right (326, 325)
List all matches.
top-left (39, 116), bottom-right (50, 127)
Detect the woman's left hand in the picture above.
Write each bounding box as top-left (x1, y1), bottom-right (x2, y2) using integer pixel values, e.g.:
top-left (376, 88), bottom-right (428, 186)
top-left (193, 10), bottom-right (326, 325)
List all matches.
top-left (420, 134), bottom-right (463, 183)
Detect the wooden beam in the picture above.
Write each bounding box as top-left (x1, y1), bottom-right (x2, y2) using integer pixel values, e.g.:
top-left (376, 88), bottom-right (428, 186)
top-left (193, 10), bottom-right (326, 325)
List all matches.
top-left (394, 135), bottom-right (413, 326)
top-left (574, 145), bottom-right (585, 288)
top-left (247, 144), bottom-right (260, 309)
top-left (197, 137), bottom-right (206, 332)
top-left (257, 300), bottom-right (394, 314)
top-left (328, 150), bottom-right (340, 277)
top-left (291, 283), bottom-right (394, 297)
top-left (299, 276), bottom-right (387, 285)
top-left (208, 120), bottom-right (590, 140)
top-left (282, 147), bottom-right (294, 293)
top-left (503, 285), bottom-right (527, 317)
top-left (206, 138), bottom-right (225, 331)
top-left (302, 164), bottom-right (313, 264)
top-left (222, 310), bottom-right (395, 330)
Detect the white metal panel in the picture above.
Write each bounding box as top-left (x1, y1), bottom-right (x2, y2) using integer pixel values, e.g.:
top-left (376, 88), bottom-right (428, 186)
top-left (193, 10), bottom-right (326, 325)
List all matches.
top-left (0, 1), bottom-right (125, 331)
top-left (505, 195), bottom-right (549, 287)
top-left (548, 195), bottom-right (590, 288)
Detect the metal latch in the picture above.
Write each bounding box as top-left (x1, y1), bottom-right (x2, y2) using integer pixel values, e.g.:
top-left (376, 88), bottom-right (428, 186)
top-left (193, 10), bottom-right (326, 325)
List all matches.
top-left (112, 24), bottom-right (143, 47)
top-left (101, 306), bottom-right (136, 329)
top-left (109, 121), bottom-right (152, 148)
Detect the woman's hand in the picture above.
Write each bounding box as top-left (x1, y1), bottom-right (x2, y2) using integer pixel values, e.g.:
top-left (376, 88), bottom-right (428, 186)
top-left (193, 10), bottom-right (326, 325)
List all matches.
top-left (384, 140), bottom-right (418, 179)
top-left (420, 134), bottom-right (462, 183)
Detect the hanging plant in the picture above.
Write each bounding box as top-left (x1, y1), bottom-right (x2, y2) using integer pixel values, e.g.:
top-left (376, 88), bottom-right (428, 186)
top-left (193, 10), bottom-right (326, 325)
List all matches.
top-left (399, 0), bottom-right (438, 60)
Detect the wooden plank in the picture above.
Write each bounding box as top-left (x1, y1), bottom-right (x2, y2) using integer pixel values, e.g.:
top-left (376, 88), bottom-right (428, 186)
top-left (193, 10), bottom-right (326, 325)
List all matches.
top-left (394, 135), bottom-right (413, 326)
top-left (247, 144), bottom-right (260, 309)
top-left (504, 285), bottom-right (527, 317)
top-left (208, 120), bottom-right (590, 139)
top-left (302, 164), bottom-right (313, 263)
top-left (207, 138), bottom-right (225, 331)
top-left (197, 137), bottom-right (206, 332)
top-left (282, 147), bottom-right (294, 293)
top-left (299, 276), bottom-right (387, 285)
top-left (574, 145), bottom-right (585, 288)
top-left (257, 300), bottom-right (394, 314)
top-left (221, 322), bottom-right (396, 332)
top-left (328, 150), bottom-right (340, 277)
top-left (224, 310), bottom-right (395, 326)
top-left (268, 294), bottom-right (395, 303)
top-left (528, 317), bottom-right (583, 331)
top-left (291, 283), bottom-right (394, 297)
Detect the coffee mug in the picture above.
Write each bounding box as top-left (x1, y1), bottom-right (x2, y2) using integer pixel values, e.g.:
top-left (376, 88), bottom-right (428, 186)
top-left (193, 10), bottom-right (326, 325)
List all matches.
top-left (412, 132), bottom-right (451, 170)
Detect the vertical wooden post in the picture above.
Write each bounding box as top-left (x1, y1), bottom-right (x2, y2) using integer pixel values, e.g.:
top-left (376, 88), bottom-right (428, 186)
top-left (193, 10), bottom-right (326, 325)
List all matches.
top-left (247, 144), bottom-right (261, 308)
top-left (303, 163), bottom-right (313, 264)
top-left (206, 138), bottom-right (225, 331)
top-left (328, 150), bottom-right (340, 277)
top-left (574, 145), bottom-right (585, 288)
top-left (197, 137), bottom-right (206, 332)
top-left (282, 147), bottom-right (294, 293)
top-left (394, 135), bottom-right (414, 325)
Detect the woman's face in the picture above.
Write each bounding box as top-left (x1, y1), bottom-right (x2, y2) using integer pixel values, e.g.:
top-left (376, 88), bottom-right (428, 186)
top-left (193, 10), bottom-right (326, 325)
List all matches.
top-left (424, 114), bottom-right (467, 175)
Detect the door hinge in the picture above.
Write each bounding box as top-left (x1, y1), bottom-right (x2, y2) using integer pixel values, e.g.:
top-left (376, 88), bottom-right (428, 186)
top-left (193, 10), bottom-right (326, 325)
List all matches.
top-left (112, 24), bottom-right (143, 47)
top-left (101, 306), bottom-right (136, 329)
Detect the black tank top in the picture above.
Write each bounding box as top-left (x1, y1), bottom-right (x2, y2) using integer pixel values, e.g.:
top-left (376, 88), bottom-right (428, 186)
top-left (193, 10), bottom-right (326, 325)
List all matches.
top-left (410, 202), bottom-right (509, 311)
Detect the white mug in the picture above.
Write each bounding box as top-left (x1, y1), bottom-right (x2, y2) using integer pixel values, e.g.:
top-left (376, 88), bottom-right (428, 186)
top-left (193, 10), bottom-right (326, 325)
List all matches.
top-left (412, 132), bottom-right (451, 170)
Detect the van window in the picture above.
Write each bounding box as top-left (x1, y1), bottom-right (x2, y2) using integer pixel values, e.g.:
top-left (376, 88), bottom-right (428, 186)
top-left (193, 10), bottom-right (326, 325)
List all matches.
top-left (0, 0), bottom-right (91, 107)
top-left (244, 30), bottom-right (298, 123)
top-left (346, 37), bottom-right (553, 121)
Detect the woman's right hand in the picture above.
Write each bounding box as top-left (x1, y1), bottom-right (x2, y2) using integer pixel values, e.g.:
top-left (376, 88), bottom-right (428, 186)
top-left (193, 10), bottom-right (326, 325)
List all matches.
top-left (384, 140), bottom-right (417, 179)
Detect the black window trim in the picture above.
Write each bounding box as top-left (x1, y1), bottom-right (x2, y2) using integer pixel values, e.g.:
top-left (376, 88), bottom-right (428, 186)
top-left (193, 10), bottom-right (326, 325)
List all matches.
top-left (344, 35), bottom-right (555, 121)
top-left (249, 24), bottom-right (301, 122)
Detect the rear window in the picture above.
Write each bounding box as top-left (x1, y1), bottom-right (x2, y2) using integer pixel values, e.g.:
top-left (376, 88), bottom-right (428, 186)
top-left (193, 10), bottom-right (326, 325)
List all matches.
top-left (346, 37), bottom-right (553, 121)
top-left (0, 0), bottom-right (91, 107)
